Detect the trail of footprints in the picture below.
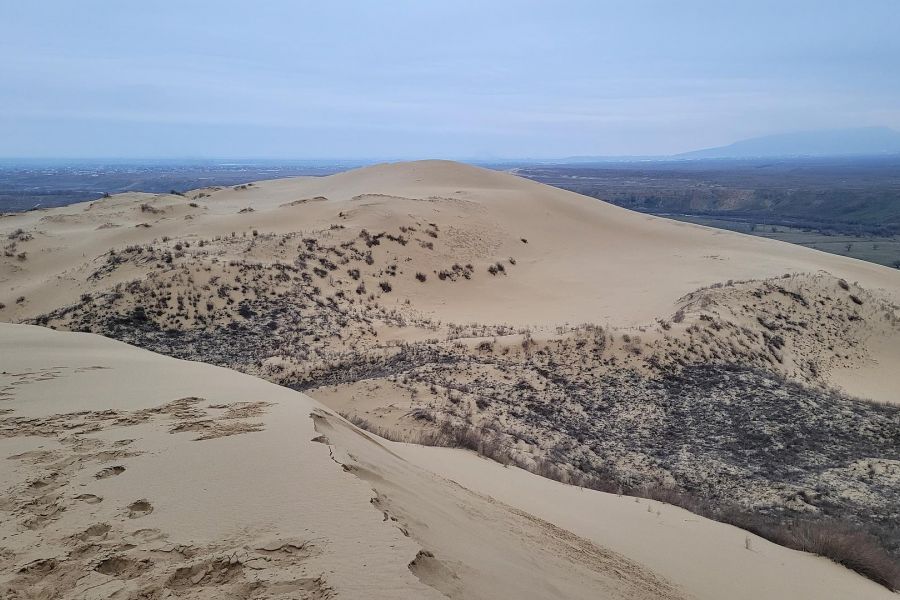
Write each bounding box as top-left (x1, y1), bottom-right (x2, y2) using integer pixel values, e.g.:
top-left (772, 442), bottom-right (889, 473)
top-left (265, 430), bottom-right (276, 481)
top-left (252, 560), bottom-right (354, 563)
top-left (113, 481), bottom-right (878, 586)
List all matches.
top-left (0, 395), bottom-right (332, 598)
top-left (0, 396), bottom-right (271, 441)
top-left (6, 529), bottom-right (332, 599)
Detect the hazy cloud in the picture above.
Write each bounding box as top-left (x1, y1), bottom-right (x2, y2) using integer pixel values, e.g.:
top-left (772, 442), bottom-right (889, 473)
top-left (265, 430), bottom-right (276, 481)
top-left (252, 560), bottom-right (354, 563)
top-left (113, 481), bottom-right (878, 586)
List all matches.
top-left (2, 0), bottom-right (898, 158)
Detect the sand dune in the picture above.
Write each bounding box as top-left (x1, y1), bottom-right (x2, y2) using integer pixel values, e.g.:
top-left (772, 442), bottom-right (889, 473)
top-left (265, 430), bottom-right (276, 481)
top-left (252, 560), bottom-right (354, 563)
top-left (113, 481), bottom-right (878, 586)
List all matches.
top-left (3, 160), bottom-right (900, 324)
top-left (2, 161), bottom-right (899, 596)
top-left (3, 159), bottom-right (899, 367)
top-left (0, 324), bottom-right (894, 599)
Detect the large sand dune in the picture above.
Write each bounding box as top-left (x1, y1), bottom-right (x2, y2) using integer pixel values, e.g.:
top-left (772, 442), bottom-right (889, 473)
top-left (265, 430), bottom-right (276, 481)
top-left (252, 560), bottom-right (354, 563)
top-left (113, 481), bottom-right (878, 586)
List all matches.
top-left (0, 324), bottom-right (894, 599)
top-left (1, 161), bottom-right (899, 596)
top-left (3, 160), bottom-right (899, 326)
top-left (2, 161), bottom-right (899, 401)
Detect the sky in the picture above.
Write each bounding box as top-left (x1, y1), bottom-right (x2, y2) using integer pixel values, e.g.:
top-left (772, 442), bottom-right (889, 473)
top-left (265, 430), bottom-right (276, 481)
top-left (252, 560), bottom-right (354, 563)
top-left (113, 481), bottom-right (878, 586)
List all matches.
top-left (2, 1), bottom-right (899, 159)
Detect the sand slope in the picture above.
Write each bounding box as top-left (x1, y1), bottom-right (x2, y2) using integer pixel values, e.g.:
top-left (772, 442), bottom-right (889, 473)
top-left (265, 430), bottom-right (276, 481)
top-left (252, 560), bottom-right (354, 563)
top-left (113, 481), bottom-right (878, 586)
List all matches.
top-left (0, 324), bottom-right (438, 599)
top-left (0, 324), bottom-right (893, 599)
top-left (393, 444), bottom-right (898, 600)
top-left (3, 160), bottom-right (899, 326)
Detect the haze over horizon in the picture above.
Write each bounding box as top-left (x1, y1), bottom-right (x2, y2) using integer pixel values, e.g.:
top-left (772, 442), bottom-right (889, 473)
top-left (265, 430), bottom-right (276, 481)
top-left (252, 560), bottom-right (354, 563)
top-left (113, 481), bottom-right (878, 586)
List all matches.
top-left (3, 1), bottom-right (899, 159)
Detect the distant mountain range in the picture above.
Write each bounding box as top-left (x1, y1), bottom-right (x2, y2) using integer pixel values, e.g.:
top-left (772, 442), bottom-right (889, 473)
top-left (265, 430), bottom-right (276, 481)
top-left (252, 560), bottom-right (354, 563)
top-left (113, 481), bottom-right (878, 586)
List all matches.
top-left (535, 127), bottom-right (900, 164)
top-left (676, 126), bottom-right (900, 159)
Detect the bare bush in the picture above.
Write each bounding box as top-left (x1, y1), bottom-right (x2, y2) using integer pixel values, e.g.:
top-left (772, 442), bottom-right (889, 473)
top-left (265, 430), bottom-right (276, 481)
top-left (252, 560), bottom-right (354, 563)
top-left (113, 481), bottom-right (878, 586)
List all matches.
top-left (340, 411), bottom-right (900, 591)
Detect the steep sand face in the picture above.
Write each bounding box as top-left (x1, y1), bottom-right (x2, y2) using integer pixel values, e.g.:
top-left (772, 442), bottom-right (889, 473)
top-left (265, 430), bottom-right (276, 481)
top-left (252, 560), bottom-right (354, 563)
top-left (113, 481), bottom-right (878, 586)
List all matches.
top-left (0, 324), bottom-right (894, 600)
top-left (391, 443), bottom-right (899, 600)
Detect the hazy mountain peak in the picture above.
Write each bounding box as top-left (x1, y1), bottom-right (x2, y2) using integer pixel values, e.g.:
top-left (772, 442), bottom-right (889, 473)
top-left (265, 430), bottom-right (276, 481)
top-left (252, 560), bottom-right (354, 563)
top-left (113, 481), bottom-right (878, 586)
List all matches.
top-left (678, 126), bottom-right (900, 159)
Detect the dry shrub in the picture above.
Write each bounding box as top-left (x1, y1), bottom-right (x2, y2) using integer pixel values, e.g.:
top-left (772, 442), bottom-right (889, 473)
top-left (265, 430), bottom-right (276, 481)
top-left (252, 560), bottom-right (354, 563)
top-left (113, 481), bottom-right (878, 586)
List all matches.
top-left (791, 521), bottom-right (898, 586)
top-left (748, 517), bottom-right (898, 589)
top-left (339, 412), bottom-right (899, 590)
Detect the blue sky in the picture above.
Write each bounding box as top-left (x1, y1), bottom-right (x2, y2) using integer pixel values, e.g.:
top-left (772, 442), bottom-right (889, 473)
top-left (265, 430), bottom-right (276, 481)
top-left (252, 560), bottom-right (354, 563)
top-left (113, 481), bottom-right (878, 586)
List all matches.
top-left (2, 1), bottom-right (898, 158)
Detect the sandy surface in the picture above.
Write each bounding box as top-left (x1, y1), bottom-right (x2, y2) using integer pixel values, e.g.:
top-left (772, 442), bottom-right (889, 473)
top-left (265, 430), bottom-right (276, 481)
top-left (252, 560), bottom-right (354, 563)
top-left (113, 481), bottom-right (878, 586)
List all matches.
top-left (1, 161), bottom-right (899, 598)
top-left (0, 324), bottom-right (436, 600)
top-left (392, 444), bottom-right (898, 600)
top-left (1, 324), bottom-right (894, 599)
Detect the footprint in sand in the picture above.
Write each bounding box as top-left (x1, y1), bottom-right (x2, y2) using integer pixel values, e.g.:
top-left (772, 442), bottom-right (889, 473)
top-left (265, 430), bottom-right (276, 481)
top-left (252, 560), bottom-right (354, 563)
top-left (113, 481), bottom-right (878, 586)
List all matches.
top-left (166, 557), bottom-right (242, 589)
top-left (75, 493), bottom-right (103, 504)
top-left (94, 555), bottom-right (152, 579)
top-left (94, 465), bottom-right (125, 479)
top-left (127, 528), bottom-right (166, 543)
top-left (127, 499), bottom-right (153, 518)
top-left (26, 474), bottom-right (61, 492)
top-left (76, 523), bottom-right (111, 541)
